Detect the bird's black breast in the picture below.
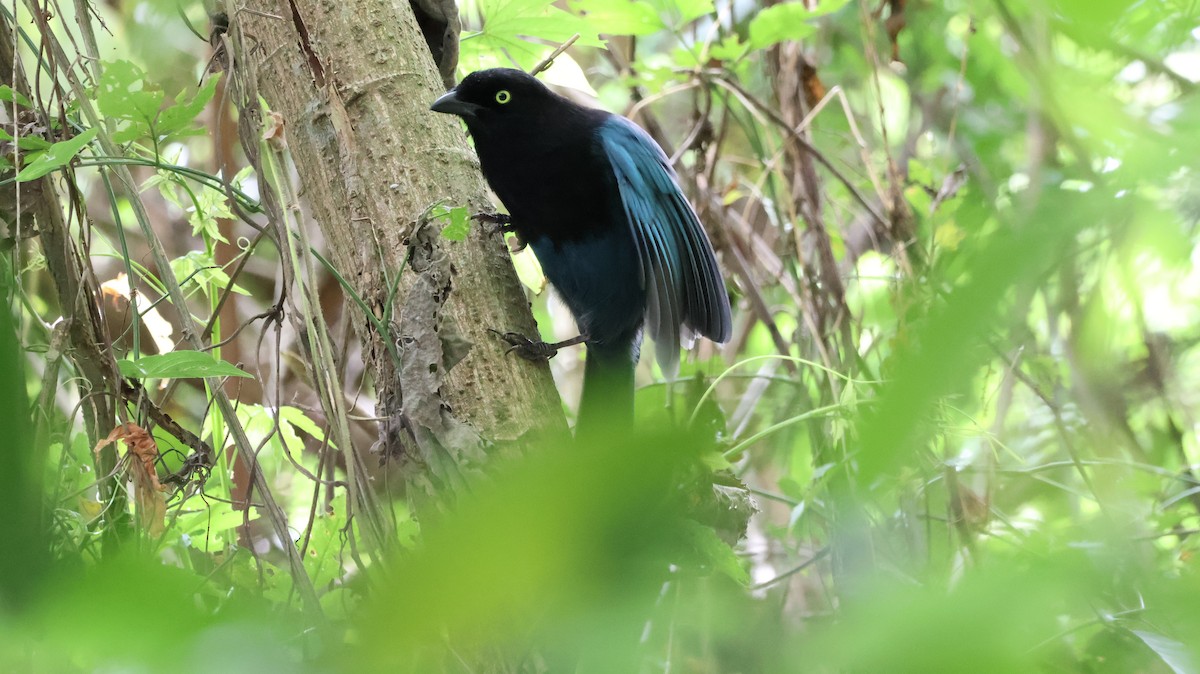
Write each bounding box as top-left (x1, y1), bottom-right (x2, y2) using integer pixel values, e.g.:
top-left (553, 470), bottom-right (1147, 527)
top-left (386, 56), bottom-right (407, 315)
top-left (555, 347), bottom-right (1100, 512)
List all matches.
top-left (470, 107), bottom-right (621, 245)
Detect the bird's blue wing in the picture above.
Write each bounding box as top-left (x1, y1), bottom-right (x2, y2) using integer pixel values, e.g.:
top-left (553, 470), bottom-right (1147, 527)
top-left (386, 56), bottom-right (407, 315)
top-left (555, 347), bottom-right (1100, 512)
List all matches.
top-left (597, 116), bottom-right (732, 376)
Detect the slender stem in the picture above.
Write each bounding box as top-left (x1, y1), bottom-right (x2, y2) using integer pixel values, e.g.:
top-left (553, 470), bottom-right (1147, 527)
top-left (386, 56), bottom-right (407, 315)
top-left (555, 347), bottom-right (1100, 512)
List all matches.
top-left (530, 33), bottom-right (580, 77)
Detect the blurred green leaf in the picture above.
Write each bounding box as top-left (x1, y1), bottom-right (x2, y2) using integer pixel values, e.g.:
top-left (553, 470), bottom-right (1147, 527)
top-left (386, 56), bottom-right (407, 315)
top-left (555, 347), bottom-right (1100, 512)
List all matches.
top-left (746, 0), bottom-right (849, 49)
top-left (357, 430), bottom-right (725, 671)
top-left (678, 519), bottom-right (749, 584)
top-left (464, 0), bottom-right (603, 70)
top-left (118, 351), bottom-right (253, 379)
top-left (571, 0), bottom-right (664, 34)
top-left (0, 85), bottom-right (32, 108)
top-left (648, 0), bottom-right (713, 26)
top-left (856, 188), bottom-right (1094, 479)
top-left (803, 555), bottom-right (1096, 673)
top-left (1130, 630), bottom-right (1198, 674)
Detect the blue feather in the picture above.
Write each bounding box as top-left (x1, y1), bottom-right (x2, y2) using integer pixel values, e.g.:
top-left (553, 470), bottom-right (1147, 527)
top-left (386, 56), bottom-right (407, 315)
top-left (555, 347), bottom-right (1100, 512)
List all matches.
top-left (431, 68), bottom-right (732, 430)
top-left (597, 117), bottom-right (732, 376)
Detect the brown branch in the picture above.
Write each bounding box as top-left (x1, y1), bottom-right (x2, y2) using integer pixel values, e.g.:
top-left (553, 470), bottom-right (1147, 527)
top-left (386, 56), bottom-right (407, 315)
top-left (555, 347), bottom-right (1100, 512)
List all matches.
top-left (530, 33), bottom-right (580, 77)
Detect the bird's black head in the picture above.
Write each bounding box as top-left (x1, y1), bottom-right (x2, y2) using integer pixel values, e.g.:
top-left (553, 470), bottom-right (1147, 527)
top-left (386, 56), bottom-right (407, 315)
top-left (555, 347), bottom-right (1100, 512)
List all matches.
top-left (430, 69), bottom-right (560, 130)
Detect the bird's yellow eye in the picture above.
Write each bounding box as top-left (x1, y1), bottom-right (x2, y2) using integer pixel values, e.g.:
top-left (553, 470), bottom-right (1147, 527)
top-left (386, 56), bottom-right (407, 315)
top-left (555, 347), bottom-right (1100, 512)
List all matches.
top-left (495, 90), bottom-right (512, 104)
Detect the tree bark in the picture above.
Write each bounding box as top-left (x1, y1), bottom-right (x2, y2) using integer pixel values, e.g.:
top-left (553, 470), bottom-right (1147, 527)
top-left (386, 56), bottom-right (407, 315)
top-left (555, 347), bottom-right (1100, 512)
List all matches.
top-left (220, 0), bottom-right (565, 503)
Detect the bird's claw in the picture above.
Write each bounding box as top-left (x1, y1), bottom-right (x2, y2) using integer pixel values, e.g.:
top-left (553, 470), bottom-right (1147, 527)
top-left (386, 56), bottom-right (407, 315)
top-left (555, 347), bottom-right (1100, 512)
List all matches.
top-left (489, 329), bottom-right (559, 361)
top-left (471, 211), bottom-right (514, 230)
top-left (472, 212), bottom-right (525, 251)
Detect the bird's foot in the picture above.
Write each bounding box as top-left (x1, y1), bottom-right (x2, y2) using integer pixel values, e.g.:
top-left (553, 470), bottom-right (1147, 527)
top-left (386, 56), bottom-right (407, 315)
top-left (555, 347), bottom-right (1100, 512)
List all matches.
top-left (472, 212), bottom-right (526, 251)
top-left (490, 330), bottom-right (560, 361)
top-left (471, 211), bottom-right (514, 231)
top-left (489, 330), bottom-right (587, 362)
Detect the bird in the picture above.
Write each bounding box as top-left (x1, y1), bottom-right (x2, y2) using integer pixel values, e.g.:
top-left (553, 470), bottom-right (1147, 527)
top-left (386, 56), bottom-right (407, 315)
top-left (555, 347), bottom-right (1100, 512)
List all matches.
top-left (431, 68), bottom-right (731, 433)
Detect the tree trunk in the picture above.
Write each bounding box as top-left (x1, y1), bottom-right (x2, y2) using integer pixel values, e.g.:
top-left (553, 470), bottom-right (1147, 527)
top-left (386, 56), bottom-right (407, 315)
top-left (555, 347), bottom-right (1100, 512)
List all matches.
top-left (219, 0), bottom-right (565, 505)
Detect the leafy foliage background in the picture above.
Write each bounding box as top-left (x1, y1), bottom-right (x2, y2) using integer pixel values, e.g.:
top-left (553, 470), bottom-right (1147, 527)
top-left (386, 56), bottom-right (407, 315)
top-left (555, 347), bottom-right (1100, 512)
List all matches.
top-left (3, 0), bottom-right (1200, 671)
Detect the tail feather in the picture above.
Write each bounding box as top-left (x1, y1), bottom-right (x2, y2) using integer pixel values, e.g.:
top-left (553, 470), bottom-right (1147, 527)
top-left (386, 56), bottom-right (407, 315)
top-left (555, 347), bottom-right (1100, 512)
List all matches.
top-left (576, 341), bottom-right (637, 437)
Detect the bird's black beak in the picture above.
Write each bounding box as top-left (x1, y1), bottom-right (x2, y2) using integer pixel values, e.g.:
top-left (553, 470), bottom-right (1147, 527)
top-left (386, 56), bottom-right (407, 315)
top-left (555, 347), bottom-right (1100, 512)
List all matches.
top-left (431, 89), bottom-right (483, 118)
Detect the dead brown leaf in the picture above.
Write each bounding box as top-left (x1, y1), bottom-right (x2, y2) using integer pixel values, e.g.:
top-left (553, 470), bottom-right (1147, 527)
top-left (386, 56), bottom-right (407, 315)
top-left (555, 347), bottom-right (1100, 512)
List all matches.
top-left (262, 111), bottom-right (286, 141)
top-left (94, 422), bottom-right (168, 536)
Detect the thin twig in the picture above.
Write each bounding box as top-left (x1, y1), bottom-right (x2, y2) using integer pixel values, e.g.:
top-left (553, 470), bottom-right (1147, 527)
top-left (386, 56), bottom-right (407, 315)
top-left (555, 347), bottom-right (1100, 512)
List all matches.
top-left (530, 33), bottom-right (579, 77)
top-left (750, 547), bottom-right (831, 591)
top-left (709, 72), bottom-right (889, 229)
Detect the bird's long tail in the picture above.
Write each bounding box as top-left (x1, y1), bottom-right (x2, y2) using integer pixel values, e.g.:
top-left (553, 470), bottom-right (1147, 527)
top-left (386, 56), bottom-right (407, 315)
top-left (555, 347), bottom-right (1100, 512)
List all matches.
top-left (576, 341), bottom-right (636, 437)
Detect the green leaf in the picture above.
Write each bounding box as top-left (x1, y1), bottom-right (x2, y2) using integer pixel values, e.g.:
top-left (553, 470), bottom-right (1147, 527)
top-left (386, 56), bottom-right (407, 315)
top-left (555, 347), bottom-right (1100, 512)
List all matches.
top-left (174, 500), bottom-right (245, 537)
top-left (97, 60), bottom-right (164, 143)
top-left (0, 85), bottom-right (32, 108)
top-left (570, 0), bottom-right (663, 35)
top-left (118, 351), bottom-right (253, 379)
top-left (0, 127), bottom-right (52, 151)
top-left (171, 250), bottom-right (249, 297)
top-left (156, 73), bottom-right (222, 140)
top-left (708, 35), bottom-right (750, 62)
top-left (679, 519), bottom-right (749, 585)
top-left (185, 183), bottom-right (235, 243)
top-left (746, 0), bottom-right (849, 50)
top-left (650, 0), bottom-right (713, 26)
top-left (14, 127), bottom-right (98, 182)
top-left (279, 406), bottom-right (334, 448)
top-left (464, 0), bottom-right (603, 70)
top-left (439, 205), bottom-right (471, 241)
top-left (15, 136), bottom-right (51, 151)
top-left (95, 60), bottom-right (215, 144)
